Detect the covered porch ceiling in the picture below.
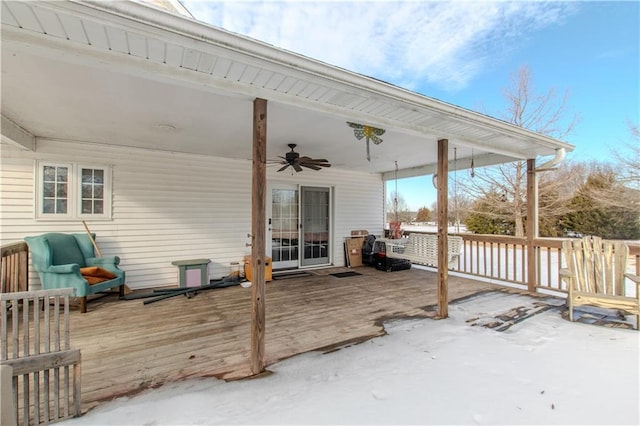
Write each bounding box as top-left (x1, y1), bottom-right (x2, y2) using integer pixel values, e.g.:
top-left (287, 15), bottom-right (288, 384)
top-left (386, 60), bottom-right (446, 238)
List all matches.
top-left (1, 0), bottom-right (574, 180)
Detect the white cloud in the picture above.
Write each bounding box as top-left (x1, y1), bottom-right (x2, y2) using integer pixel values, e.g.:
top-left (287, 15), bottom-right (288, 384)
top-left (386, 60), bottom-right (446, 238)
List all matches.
top-left (181, 1), bottom-right (576, 91)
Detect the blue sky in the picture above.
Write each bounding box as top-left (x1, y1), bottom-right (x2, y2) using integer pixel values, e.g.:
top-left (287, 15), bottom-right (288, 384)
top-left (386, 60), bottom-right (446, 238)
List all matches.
top-left (181, 0), bottom-right (639, 210)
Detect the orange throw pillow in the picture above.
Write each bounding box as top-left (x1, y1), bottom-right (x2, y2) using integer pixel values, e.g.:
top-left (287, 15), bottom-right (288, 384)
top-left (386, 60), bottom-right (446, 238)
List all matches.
top-left (80, 266), bottom-right (117, 285)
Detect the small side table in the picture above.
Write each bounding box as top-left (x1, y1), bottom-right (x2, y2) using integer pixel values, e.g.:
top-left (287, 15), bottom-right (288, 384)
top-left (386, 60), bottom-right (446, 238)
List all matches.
top-left (171, 259), bottom-right (211, 288)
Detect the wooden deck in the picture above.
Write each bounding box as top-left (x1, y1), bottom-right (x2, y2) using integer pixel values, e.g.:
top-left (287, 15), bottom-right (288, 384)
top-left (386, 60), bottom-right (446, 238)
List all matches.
top-left (69, 266), bottom-right (501, 412)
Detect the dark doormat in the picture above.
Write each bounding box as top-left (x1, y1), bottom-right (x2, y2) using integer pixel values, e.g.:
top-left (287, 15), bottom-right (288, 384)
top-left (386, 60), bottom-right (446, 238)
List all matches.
top-left (329, 271), bottom-right (362, 278)
top-left (272, 271), bottom-right (314, 280)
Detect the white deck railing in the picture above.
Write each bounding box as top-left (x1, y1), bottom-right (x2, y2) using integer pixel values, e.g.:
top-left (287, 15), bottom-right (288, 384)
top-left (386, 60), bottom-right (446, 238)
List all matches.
top-left (402, 232), bottom-right (639, 295)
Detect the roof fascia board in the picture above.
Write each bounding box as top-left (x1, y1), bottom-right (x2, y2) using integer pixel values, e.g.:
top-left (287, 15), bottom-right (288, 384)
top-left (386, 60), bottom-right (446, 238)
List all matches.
top-left (68, 0), bottom-right (574, 153)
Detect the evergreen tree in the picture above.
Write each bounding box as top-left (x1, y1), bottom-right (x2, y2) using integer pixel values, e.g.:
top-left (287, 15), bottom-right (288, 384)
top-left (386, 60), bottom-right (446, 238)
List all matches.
top-left (464, 192), bottom-right (515, 235)
top-left (561, 171), bottom-right (640, 240)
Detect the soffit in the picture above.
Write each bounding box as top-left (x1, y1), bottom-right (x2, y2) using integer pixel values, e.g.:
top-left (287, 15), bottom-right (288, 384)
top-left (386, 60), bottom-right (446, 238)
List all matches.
top-left (0, 0), bottom-right (573, 178)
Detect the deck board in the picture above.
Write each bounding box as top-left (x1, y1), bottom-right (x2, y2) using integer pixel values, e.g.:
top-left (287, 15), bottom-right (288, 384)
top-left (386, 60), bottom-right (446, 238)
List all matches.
top-left (67, 266), bottom-right (499, 412)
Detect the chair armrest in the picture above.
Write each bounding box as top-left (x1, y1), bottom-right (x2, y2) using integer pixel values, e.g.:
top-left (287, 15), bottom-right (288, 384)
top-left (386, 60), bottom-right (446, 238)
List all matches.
top-left (624, 273), bottom-right (640, 284)
top-left (627, 274), bottom-right (640, 304)
top-left (559, 268), bottom-right (574, 294)
top-left (86, 256), bottom-right (120, 266)
top-left (47, 264), bottom-right (81, 274)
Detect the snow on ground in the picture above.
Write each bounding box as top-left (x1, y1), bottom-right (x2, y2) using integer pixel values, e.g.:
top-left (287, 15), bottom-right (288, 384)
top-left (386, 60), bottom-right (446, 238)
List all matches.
top-left (62, 293), bottom-right (639, 425)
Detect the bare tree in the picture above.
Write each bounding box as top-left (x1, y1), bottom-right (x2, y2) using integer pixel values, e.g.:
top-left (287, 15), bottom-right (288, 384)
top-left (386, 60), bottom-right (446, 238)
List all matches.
top-left (462, 65), bottom-right (578, 237)
top-left (586, 122), bottom-right (640, 211)
top-left (613, 122), bottom-right (639, 188)
top-left (502, 65), bottom-right (576, 138)
top-left (386, 190), bottom-right (413, 223)
top-left (449, 190), bottom-right (473, 230)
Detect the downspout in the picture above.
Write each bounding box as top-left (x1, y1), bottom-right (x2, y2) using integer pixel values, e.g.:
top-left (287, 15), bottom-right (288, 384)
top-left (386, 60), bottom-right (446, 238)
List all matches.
top-left (536, 148), bottom-right (566, 172)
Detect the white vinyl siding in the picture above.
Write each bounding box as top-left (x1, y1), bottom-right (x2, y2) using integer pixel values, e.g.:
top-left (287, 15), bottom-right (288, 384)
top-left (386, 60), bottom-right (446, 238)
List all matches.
top-left (1, 140), bottom-right (384, 290)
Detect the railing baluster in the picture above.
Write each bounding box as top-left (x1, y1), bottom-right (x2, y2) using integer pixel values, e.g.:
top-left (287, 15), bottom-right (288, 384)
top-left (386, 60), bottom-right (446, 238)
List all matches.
top-left (521, 242), bottom-right (526, 284)
top-left (499, 243), bottom-right (503, 280)
top-left (1, 299), bottom-right (7, 362)
top-left (547, 245), bottom-right (552, 286)
top-left (44, 295), bottom-right (51, 423)
top-left (54, 295), bottom-right (61, 419)
top-left (34, 296), bottom-right (41, 424)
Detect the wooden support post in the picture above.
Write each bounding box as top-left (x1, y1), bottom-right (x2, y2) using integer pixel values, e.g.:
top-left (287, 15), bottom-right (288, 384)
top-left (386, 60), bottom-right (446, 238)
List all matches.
top-left (526, 159), bottom-right (537, 293)
top-left (250, 98), bottom-right (267, 375)
top-left (437, 138), bottom-right (449, 318)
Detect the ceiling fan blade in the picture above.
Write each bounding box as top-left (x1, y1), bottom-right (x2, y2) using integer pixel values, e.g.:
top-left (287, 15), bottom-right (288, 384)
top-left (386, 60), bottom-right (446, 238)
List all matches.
top-left (277, 164), bottom-right (291, 172)
top-left (293, 163), bottom-right (303, 173)
top-left (303, 159), bottom-right (330, 165)
top-left (266, 159), bottom-right (285, 164)
top-left (301, 163), bottom-right (322, 171)
top-left (301, 160), bottom-right (331, 168)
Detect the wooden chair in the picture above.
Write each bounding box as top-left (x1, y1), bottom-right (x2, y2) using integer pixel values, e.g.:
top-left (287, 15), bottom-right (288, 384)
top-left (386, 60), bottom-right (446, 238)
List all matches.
top-left (560, 236), bottom-right (640, 329)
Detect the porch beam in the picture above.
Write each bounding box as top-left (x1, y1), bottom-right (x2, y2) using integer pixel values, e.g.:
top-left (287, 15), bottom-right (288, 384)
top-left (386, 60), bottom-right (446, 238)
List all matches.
top-left (1, 115), bottom-right (35, 151)
top-left (250, 98), bottom-right (267, 375)
top-left (437, 138), bottom-right (449, 318)
top-left (382, 152), bottom-right (519, 181)
top-left (526, 158), bottom-right (537, 292)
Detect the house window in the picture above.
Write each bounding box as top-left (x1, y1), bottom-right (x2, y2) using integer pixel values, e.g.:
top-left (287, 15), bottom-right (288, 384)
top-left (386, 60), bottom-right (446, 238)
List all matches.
top-left (42, 164), bottom-right (69, 214)
top-left (81, 168), bottom-right (105, 215)
top-left (36, 162), bottom-right (112, 220)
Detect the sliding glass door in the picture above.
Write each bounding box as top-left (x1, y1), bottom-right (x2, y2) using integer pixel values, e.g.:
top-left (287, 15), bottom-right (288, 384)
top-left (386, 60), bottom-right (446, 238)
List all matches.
top-left (269, 187), bottom-right (299, 269)
top-left (268, 185), bottom-right (331, 269)
top-left (301, 186), bottom-right (330, 266)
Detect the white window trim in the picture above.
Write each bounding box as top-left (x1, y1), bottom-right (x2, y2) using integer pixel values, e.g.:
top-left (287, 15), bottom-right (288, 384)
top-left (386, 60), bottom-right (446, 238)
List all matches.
top-left (77, 164), bottom-right (112, 220)
top-left (35, 161), bottom-right (113, 221)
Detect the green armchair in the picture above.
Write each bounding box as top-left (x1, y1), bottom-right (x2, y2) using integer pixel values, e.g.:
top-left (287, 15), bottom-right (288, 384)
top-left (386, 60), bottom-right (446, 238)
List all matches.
top-left (24, 233), bottom-right (125, 313)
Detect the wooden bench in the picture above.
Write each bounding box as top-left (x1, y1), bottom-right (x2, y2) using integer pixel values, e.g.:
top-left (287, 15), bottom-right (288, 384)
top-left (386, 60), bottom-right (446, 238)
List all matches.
top-left (560, 236), bottom-right (640, 329)
top-left (378, 234), bottom-right (463, 268)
